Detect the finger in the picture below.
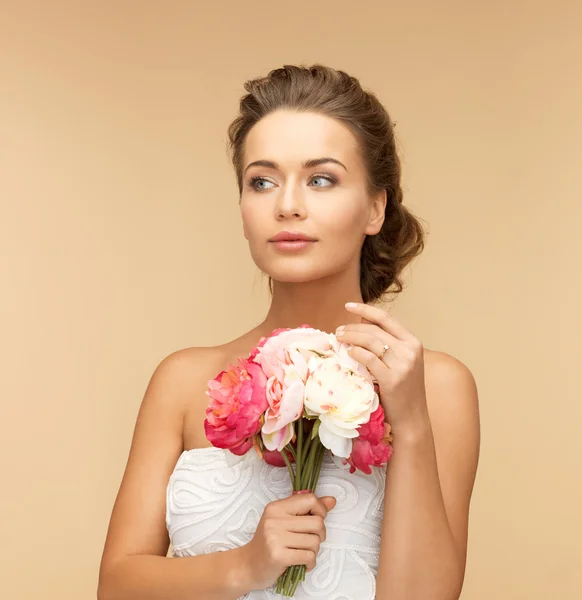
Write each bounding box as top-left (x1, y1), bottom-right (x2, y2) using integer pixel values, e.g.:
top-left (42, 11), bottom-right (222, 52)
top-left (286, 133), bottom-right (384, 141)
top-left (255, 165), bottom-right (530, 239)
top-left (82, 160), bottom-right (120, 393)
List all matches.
top-left (345, 302), bottom-right (412, 341)
top-left (284, 516), bottom-right (327, 542)
top-left (283, 493), bottom-right (329, 518)
top-left (347, 345), bottom-right (389, 376)
top-left (336, 330), bottom-right (397, 358)
top-left (320, 496), bottom-right (336, 511)
top-left (283, 531), bottom-right (322, 553)
top-left (336, 323), bottom-right (396, 340)
top-left (337, 322), bottom-right (382, 334)
top-left (286, 549), bottom-right (317, 572)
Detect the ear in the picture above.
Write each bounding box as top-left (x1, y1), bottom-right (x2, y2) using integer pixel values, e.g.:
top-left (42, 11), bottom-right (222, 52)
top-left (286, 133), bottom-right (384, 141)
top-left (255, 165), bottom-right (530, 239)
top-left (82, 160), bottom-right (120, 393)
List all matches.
top-left (364, 188), bottom-right (387, 236)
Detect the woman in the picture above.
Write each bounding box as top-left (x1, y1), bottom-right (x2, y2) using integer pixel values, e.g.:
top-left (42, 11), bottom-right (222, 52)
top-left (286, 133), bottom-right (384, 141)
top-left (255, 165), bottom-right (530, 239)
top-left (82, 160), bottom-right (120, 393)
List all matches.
top-left (98, 64), bottom-right (480, 600)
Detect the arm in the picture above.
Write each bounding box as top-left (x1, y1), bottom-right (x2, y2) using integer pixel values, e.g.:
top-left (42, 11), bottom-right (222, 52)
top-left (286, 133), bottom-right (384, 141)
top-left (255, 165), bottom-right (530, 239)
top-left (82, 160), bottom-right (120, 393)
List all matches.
top-left (99, 550), bottom-right (254, 600)
top-left (375, 352), bottom-right (480, 600)
top-left (97, 349), bottom-right (256, 600)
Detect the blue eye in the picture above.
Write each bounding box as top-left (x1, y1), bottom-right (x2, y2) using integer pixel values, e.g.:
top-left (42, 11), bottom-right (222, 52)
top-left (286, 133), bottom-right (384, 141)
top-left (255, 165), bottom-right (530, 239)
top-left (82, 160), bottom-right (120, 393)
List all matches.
top-left (248, 177), bottom-right (275, 191)
top-left (246, 173), bottom-right (337, 192)
top-left (310, 174), bottom-right (336, 187)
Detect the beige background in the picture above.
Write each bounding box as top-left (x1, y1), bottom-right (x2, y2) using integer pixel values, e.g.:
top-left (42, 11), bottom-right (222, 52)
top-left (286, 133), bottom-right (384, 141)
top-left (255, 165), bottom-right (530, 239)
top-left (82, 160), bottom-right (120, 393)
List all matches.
top-left (1, 1), bottom-right (581, 599)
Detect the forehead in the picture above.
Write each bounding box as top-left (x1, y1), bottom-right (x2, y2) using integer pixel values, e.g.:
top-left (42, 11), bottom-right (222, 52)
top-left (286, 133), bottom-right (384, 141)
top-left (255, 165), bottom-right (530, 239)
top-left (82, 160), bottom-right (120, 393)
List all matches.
top-left (243, 109), bottom-right (362, 169)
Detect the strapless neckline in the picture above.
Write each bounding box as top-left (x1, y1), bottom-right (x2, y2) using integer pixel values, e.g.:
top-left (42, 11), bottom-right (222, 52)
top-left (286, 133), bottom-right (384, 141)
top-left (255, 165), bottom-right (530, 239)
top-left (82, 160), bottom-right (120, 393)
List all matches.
top-left (166, 443), bottom-right (386, 598)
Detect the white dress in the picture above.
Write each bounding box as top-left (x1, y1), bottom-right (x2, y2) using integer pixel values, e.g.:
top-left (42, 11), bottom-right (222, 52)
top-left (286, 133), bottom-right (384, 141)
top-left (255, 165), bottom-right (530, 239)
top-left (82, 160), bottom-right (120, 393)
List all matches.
top-left (165, 446), bottom-right (386, 599)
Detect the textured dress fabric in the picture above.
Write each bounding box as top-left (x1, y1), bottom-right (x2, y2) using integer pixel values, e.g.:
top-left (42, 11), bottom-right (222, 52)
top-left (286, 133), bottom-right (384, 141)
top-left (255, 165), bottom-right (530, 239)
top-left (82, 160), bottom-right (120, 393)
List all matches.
top-left (165, 446), bottom-right (386, 599)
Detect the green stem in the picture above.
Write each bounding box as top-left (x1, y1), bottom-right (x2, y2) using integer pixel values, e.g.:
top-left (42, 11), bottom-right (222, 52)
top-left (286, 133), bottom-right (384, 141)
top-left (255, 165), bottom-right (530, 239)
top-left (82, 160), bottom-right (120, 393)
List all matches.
top-left (288, 566), bottom-right (305, 595)
top-left (281, 565), bottom-right (293, 595)
top-left (286, 443), bottom-right (297, 462)
top-left (309, 444), bottom-right (326, 492)
top-left (276, 573), bottom-right (284, 594)
top-left (282, 566), bottom-right (293, 595)
top-left (301, 436), bottom-right (311, 472)
top-left (301, 437), bottom-right (320, 490)
top-left (281, 446), bottom-right (296, 489)
top-left (279, 422), bottom-right (320, 596)
top-left (284, 565), bottom-right (302, 596)
top-left (301, 428), bottom-right (312, 466)
top-left (296, 419), bottom-right (303, 491)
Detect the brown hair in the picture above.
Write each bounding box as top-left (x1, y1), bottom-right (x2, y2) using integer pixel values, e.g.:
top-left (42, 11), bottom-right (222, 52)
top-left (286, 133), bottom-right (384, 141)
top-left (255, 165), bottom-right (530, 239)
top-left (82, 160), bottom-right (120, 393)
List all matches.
top-left (227, 63), bottom-right (426, 304)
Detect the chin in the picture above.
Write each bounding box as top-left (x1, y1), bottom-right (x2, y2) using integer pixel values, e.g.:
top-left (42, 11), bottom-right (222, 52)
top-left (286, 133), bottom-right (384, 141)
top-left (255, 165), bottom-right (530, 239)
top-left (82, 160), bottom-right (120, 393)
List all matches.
top-left (269, 272), bottom-right (322, 284)
top-left (259, 261), bottom-right (338, 285)
top-left (250, 245), bottom-right (354, 285)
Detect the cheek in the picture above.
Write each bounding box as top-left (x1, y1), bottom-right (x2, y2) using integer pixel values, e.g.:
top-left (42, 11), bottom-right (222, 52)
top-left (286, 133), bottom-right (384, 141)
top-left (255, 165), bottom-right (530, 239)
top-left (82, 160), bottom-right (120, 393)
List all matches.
top-left (315, 201), bottom-right (368, 239)
top-left (240, 201), bottom-right (262, 239)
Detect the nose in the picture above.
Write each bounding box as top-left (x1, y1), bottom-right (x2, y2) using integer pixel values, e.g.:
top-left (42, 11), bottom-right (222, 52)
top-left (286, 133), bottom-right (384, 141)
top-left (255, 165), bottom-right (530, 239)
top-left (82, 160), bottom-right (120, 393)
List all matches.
top-left (275, 180), bottom-right (307, 220)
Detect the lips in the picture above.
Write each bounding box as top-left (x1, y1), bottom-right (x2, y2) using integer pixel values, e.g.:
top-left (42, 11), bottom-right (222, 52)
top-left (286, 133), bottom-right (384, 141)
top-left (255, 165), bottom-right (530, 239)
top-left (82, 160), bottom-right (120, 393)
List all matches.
top-left (269, 231), bottom-right (317, 242)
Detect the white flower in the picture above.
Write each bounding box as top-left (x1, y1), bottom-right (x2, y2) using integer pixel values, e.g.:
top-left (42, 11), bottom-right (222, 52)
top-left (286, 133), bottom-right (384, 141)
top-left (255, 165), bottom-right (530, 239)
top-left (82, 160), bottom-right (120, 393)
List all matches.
top-left (254, 327), bottom-right (336, 381)
top-left (257, 328), bottom-right (334, 451)
top-left (304, 354), bottom-right (379, 458)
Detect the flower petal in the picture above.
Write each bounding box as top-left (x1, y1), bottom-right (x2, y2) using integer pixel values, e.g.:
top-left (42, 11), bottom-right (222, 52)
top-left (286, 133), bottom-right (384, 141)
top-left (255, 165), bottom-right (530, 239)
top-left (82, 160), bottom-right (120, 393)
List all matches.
top-left (318, 421), bottom-right (353, 457)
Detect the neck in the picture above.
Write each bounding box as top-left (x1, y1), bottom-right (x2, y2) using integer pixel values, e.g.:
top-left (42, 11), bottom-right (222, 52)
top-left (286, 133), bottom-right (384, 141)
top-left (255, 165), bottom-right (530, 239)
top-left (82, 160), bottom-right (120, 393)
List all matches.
top-left (258, 267), bottom-right (365, 336)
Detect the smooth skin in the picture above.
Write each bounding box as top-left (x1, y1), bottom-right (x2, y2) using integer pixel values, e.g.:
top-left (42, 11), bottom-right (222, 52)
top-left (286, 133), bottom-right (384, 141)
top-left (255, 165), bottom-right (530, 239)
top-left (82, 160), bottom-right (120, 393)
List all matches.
top-left (98, 109), bottom-right (480, 600)
top-left (97, 346), bottom-right (337, 600)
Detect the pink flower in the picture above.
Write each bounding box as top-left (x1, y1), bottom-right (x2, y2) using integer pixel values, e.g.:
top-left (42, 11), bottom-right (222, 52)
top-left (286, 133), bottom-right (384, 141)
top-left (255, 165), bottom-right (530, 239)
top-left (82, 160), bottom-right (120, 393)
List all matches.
top-left (357, 403), bottom-right (386, 446)
top-left (248, 324), bottom-right (312, 363)
top-left (346, 405), bottom-right (393, 474)
top-left (248, 328), bottom-right (289, 362)
top-left (261, 372), bottom-right (305, 451)
top-left (204, 357), bottom-right (268, 455)
top-left (254, 326), bottom-right (335, 452)
top-left (253, 326), bottom-right (333, 380)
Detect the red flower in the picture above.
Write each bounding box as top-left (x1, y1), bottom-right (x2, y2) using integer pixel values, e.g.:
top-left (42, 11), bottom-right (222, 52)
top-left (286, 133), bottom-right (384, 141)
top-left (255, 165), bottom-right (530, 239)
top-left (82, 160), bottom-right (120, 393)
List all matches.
top-left (204, 357), bottom-right (268, 455)
top-left (263, 448), bottom-right (296, 467)
top-left (346, 405), bottom-right (393, 474)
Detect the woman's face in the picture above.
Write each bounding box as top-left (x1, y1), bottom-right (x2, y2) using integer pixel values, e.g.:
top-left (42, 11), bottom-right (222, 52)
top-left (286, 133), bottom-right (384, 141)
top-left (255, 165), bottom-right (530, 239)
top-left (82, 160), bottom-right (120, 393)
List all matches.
top-left (240, 109), bottom-right (386, 285)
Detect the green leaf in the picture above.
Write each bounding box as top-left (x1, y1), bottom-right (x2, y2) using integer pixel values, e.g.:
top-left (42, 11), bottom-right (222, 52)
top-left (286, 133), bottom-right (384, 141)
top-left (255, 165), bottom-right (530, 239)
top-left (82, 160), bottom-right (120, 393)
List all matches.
top-left (311, 419), bottom-right (321, 440)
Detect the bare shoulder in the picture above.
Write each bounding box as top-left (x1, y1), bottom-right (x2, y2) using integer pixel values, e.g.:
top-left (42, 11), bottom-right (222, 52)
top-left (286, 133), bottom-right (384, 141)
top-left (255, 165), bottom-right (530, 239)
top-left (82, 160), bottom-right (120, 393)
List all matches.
top-left (151, 345), bottom-right (227, 412)
top-left (165, 336), bottom-right (261, 450)
top-left (423, 348), bottom-right (480, 414)
top-left (423, 347), bottom-right (476, 380)
top-left (421, 348), bottom-right (480, 565)
top-left (98, 342), bottom-right (238, 579)
top-left (146, 344), bottom-right (235, 447)
top-left (421, 347), bottom-right (480, 456)
top-left (422, 348), bottom-right (481, 485)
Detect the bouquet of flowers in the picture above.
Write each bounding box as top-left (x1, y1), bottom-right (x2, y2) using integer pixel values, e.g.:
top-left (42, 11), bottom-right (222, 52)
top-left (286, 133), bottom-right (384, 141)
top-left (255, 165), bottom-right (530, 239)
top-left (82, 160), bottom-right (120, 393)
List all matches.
top-left (204, 325), bottom-right (394, 597)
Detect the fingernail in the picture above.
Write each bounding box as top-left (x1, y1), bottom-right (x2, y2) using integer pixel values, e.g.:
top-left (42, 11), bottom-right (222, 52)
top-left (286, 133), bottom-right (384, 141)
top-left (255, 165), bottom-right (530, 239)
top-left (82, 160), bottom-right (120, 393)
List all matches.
top-left (345, 302), bottom-right (358, 308)
top-left (336, 326), bottom-right (345, 335)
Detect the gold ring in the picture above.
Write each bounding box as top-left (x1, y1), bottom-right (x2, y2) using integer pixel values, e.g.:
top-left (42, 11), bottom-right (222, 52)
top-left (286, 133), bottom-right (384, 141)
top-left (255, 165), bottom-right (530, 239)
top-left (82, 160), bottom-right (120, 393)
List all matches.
top-left (378, 344), bottom-right (390, 360)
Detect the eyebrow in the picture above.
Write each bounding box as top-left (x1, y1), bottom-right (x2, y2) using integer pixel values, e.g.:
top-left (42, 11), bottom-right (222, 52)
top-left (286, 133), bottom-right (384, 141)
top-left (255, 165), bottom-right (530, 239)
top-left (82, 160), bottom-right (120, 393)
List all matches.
top-left (243, 157), bottom-right (348, 175)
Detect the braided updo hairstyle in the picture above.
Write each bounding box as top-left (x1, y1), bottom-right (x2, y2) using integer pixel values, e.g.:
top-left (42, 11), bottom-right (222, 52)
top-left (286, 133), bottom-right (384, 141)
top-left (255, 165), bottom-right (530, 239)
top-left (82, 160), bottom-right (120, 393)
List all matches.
top-left (227, 64), bottom-right (426, 304)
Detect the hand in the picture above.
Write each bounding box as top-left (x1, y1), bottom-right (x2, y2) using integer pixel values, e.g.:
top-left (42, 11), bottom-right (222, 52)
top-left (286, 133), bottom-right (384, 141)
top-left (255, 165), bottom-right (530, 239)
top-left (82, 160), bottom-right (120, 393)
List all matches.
top-left (336, 302), bottom-right (428, 435)
top-left (242, 493), bottom-right (337, 590)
